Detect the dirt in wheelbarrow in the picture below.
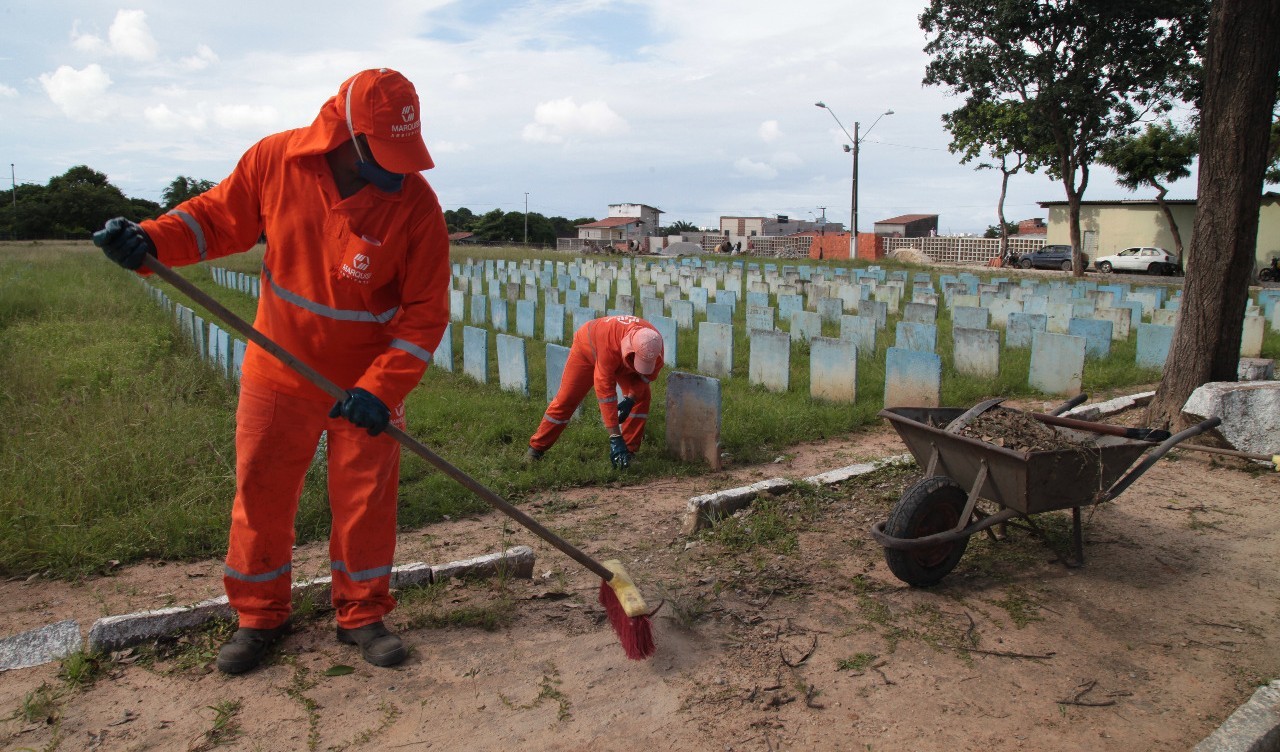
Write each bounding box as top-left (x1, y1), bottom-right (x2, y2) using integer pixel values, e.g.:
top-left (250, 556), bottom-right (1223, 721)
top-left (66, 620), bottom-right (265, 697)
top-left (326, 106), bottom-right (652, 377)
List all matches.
top-left (1, 407), bottom-right (1277, 752)
top-left (958, 407), bottom-right (1094, 452)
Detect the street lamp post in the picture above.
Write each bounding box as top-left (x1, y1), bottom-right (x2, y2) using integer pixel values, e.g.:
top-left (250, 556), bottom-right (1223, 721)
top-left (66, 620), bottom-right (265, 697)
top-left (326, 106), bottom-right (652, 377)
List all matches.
top-left (523, 192), bottom-right (529, 245)
top-left (814, 102), bottom-right (893, 237)
top-left (9, 164), bottom-right (16, 238)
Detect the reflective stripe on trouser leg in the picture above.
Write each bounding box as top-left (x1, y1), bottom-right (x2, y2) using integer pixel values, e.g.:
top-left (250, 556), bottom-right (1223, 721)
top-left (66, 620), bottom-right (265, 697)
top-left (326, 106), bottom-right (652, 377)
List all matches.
top-left (326, 407), bottom-right (403, 629)
top-left (529, 341), bottom-right (596, 452)
top-left (621, 390), bottom-right (652, 453)
top-left (225, 380), bottom-right (326, 629)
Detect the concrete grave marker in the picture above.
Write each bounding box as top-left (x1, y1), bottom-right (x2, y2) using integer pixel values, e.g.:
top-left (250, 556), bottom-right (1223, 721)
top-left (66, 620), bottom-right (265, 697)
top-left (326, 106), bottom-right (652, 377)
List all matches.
top-left (810, 336), bottom-right (856, 402)
top-left (1136, 323), bottom-right (1175, 369)
top-left (1006, 312), bottom-right (1048, 349)
top-left (1029, 331), bottom-right (1085, 396)
top-left (895, 321), bottom-right (937, 353)
top-left (952, 305), bottom-right (989, 331)
top-left (840, 314), bottom-right (876, 354)
top-left (665, 372), bottom-right (722, 470)
top-left (748, 329), bottom-right (791, 392)
top-left (884, 347), bottom-right (941, 407)
top-left (790, 310), bottom-right (822, 342)
top-left (495, 333), bottom-right (528, 396)
top-left (697, 322), bottom-right (734, 378)
top-left (1067, 317), bottom-right (1113, 359)
top-left (952, 327), bottom-right (1000, 378)
top-left (434, 323), bottom-right (453, 372)
top-left (463, 326), bottom-right (488, 384)
top-left (652, 315), bottom-right (678, 367)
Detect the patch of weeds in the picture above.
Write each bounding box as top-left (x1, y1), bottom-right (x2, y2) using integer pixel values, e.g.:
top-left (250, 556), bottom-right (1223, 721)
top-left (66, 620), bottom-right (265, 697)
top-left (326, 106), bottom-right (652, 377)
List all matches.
top-left (836, 652), bottom-right (878, 672)
top-left (144, 619), bottom-right (236, 674)
top-left (664, 590), bottom-right (711, 629)
top-left (285, 660), bottom-right (321, 751)
top-left (401, 580), bottom-right (516, 632)
top-left (338, 701), bottom-right (401, 750)
top-left (500, 664), bottom-right (572, 722)
top-left (1187, 511), bottom-right (1223, 531)
top-left (58, 650), bottom-right (105, 689)
top-left (8, 682), bottom-right (63, 725)
top-left (988, 585), bottom-right (1044, 628)
top-left (703, 497), bottom-right (798, 556)
top-left (189, 699), bottom-right (242, 752)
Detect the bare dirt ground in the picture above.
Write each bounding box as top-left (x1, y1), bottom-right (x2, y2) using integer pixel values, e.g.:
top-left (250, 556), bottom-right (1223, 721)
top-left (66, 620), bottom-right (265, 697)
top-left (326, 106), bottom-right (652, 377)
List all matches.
top-left (2, 396), bottom-right (1277, 752)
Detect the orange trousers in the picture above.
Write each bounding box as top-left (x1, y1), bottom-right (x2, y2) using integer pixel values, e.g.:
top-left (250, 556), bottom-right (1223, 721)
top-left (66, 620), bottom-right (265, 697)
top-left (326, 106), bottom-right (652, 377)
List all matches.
top-left (225, 379), bottom-right (403, 630)
top-left (529, 342), bottom-right (651, 453)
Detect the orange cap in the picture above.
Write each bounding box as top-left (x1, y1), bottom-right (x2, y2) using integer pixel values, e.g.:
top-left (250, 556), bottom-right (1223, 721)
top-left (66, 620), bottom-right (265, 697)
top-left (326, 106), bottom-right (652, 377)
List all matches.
top-left (340, 68), bottom-right (434, 172)
top-left (622, 328), bottom-right (663, 376)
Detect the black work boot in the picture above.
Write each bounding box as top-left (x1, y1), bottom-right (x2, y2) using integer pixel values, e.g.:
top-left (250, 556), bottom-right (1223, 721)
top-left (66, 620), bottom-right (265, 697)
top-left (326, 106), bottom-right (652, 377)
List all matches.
top-left (523, 447), bottom-right (544, 464)
top-left (215, 624), bottom-right (288, 675)
top-left (337, 621), bottom-right (407, 667)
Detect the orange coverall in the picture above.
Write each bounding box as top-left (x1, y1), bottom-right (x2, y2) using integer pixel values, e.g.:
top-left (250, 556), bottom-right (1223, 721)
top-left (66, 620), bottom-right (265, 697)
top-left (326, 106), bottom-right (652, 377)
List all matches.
top-left (530, 315), bottom-right (665, 453)
top-left (139, 90), bottom-right (450, 630)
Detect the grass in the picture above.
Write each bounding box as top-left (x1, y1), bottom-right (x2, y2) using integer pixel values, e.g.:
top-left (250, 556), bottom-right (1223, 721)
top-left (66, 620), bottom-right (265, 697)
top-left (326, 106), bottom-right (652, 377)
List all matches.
top-left (2, 241), bottom-right (1274, 578)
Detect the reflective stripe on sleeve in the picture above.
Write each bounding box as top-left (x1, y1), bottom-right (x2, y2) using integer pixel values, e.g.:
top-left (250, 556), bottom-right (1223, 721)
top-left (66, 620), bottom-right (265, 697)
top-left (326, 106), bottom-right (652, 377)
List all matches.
top-left (390, 338), bottom-right (434, 365)
top-left (263, 266), bottom-right (398, 323)
top-left (625, 412), bottom-right (648, 420)
top-left (331, 561), bottom-right (393, 582)
top-left (224, 561), bottom-right (292, 583)
top-left (167, 210), bottom-right (208, 260)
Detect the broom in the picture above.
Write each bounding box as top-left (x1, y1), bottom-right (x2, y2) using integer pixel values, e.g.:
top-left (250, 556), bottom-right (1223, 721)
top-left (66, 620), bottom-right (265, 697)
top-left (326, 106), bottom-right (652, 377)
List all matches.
top-left (110, 249), bottom-right (655, 660)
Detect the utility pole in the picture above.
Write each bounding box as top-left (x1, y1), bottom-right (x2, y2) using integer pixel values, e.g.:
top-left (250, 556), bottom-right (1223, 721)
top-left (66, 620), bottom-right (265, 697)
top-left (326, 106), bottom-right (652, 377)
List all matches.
top-left (523, 192), bottom-right (529, 245)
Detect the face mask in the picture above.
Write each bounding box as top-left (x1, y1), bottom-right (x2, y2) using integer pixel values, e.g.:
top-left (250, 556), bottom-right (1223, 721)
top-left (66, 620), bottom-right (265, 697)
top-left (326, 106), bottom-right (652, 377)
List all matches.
top-left (356, 155), bottom-right (405, 193)
top-left (345, 73), bottom-right (406, 193)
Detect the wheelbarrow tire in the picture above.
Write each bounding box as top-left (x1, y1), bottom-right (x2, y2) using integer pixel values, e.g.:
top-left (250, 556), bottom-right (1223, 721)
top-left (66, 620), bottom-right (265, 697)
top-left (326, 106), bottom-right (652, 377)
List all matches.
top-left (883, 476), bottom-right (970, 587)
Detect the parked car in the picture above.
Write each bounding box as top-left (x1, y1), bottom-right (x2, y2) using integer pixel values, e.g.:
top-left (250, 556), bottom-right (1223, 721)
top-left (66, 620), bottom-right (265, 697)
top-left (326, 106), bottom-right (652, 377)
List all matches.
top-left (1093, 247), bottom-right (1181, 275)
top-left (1013, 244), bottom-right (1087, 271)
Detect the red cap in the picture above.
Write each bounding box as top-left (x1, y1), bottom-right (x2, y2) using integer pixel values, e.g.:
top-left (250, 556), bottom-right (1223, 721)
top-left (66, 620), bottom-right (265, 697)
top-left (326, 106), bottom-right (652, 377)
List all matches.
top-left (340, 68), bottom-right (434, 172)
top-left (622, 328), bottom-right (663, 376)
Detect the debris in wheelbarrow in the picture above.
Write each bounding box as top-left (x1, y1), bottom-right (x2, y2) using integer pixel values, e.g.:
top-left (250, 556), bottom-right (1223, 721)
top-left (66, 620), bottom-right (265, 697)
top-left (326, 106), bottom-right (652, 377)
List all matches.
top-left (956, 407), bottom-right (1092, 453)
top-left (870, 396), bottom-right (1221, 587)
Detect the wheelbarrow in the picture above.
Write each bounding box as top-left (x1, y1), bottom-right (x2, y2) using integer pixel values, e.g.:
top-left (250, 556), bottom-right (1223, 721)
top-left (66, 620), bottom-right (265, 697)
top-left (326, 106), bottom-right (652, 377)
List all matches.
top-left (869, 395), bottom-right (1222, 586)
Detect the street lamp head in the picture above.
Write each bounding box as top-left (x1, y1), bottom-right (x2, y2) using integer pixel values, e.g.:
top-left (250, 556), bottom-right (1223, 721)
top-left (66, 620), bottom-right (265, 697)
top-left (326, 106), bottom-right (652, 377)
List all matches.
top-left (842, 144), bottom-right (852, 153)
top-left (885, 109), bottom-right (895, 116)
top-left (814, 101), bottom-right (826, 108)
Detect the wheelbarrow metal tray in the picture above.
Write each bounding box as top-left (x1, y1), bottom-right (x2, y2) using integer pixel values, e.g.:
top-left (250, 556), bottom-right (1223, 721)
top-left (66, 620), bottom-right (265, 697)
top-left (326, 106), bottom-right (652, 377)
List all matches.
top-left (879, 407), bottom-right (1151, 515)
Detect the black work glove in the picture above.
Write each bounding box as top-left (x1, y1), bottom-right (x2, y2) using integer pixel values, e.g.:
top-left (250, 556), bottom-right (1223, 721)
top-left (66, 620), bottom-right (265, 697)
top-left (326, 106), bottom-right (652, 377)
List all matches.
top-left (616, 396), bottom-right (635, 423)
top-left (329, 388), bottom-right (391, 436)
top-left (609, 434), bottom-right (632, 469)
top-left (92, 217), bottom-right (154, 270)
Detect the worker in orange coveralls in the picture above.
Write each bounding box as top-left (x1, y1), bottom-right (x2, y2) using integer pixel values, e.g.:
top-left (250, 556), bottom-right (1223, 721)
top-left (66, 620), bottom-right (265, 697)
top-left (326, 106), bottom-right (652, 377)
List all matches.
top-left (527, 315), bottom-right (665, 468)
top-left (93, 69), bottom-right (450, 675)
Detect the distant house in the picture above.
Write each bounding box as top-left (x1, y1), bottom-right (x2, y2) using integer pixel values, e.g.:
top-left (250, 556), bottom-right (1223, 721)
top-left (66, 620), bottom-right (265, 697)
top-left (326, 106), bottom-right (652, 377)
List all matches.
top-left (448, 231), bottom-right (478, 244)
top-left (719, 215), bottom-right (838, 237)
top-left (873, 214), bottom-right (939, 238)
top-left (1016, 218), bottom-right (1047, 235)
top-left (576, 203), bottom-right (663, 248)
top-left (1038, 194), bottom-right (1280, 268)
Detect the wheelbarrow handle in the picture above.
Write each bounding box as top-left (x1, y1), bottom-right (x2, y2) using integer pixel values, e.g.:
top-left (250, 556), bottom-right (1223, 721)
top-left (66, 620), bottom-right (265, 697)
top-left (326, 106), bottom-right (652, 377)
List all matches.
top-left (1097, 416), bottom-right (1222, 503)
top-left (1048, 393), bottom-right (1089, 416)
top-left (1032, 413), bottom-right (1172, 442)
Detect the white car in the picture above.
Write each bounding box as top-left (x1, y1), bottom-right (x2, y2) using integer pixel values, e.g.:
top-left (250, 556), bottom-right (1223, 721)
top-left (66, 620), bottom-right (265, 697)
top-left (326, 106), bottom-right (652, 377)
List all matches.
top-left (1093, 247), bottom-right (1181, 275)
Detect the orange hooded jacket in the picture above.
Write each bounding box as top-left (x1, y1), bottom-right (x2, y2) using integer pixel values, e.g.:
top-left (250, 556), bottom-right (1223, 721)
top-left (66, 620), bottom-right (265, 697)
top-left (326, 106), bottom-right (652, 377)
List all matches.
top-left (139, 80), bottom-right (450, 409)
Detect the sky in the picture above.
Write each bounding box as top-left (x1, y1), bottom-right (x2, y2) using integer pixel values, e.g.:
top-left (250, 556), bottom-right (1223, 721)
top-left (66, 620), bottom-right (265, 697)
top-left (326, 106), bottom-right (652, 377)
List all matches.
top-left (0, 1), bottom-right (1203, 236)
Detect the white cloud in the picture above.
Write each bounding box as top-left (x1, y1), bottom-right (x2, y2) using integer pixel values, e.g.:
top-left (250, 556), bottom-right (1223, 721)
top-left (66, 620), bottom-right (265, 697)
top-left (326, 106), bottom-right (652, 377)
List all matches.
top-left (180, 44), bottom-right (218, 71)
top-left (429, 140), bottom-right (471, 154)
top-left (38, 64), bottom-right (112, 119)
top-left (770, 151), bottom-right (803, 170)
top-left (521, 97), bottom-right (629, 144)
top-left (144, 103), bottom-right (206, 130)
top-left (0, 83), bottom-right (17, 98)
top-left (213, 104), bottom-right (278, 130)
top-left (70, 10), bottom-right (157, 61)
top-left (734, 157), bottom-right (777, 180)
top-left (449, 73), bottom-right (472, 90)
top-left (758, 120), bottom-right (782, 142)
top-left (108, 10), bottom-right (158, 61)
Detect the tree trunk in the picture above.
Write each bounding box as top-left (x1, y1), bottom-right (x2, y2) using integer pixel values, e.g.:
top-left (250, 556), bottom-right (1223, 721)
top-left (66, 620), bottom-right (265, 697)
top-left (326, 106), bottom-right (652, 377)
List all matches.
top-left (1152, 183), bottom-right (1185, 266)
top-left (1065, 183), bottom-right (1084, 276)
top-left (997, 169), bottom-right (1011, 262)
top-left (1146, 0), bottom-right (1280, 429)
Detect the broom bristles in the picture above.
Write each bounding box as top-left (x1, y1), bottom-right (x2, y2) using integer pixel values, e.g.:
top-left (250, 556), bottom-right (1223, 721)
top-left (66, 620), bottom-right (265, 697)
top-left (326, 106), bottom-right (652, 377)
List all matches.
top-left (599, 580), bottom-right (656, 660)
top-left (597, 559), bottom-right (656, 660)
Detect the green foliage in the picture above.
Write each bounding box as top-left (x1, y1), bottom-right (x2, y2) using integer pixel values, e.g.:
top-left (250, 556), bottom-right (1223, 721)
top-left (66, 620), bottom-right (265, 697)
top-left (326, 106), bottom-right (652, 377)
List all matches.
top-left (983, 222), bottom-right (1018, 239)
top-left (1099, 121), bottom-right (1199, 194)
top-left (162, 176), bottom-right (218, 210)
top-left (661, 220), bottom-right (701, 235)
top-left (921, 0), bottom-right (1208, 253)
top-left (1, 165), bottom-right (161, 239)
top-left (445, 207), bottom-right (595, 244)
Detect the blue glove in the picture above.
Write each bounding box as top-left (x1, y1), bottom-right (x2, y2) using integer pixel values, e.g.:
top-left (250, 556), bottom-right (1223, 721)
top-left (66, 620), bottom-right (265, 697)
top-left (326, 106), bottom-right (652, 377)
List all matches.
top-left (329, 388), bottom-right (391, 436)
top-left (617, 396), bottom-right (635, 423)
top-left (92, 217), bottom-right (154, 270)
top-left (609, 434), bottom-right (631, 469)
